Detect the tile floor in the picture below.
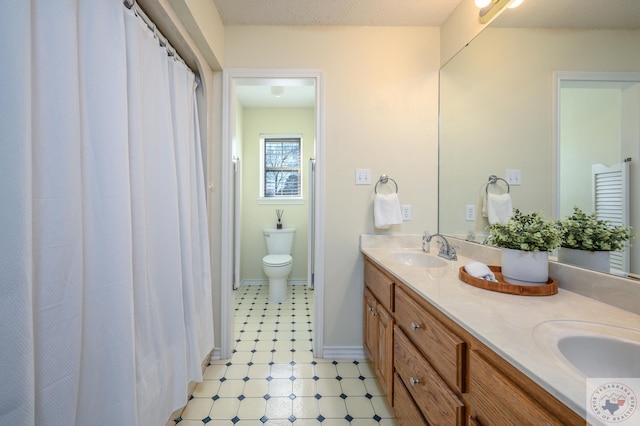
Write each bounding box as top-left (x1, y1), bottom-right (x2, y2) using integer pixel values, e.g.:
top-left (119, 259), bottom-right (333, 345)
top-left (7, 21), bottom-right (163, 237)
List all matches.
top-left (170, 285), bottom-right (396, 425)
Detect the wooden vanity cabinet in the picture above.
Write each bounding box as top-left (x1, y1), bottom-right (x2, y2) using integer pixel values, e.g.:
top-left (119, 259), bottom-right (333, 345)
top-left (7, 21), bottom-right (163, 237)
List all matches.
top-left (363, 256), bottom-right (583, 425)
top-left (363, 260), bottom-right (394, 404)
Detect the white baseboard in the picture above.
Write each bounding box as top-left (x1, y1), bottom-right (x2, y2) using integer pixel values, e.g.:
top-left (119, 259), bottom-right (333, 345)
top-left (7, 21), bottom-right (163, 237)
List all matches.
top-left (209, 347), bottom-right (222, 362)
top-left (239, 279), bottom-right (309, 287)
top-left (321, 346), bottom-right (367, 360)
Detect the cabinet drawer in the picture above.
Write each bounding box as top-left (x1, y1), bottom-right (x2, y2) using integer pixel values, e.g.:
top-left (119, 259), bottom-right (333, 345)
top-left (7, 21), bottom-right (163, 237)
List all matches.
top-left (395, 286), bottom-right (466, 393)
top-left (364, 260), bottom-right (394, 312)
top-left (393, 373), bottom-right (427, 426)
top-left (469, 350), bottom-right (559, 425)
top-left (394, 326), bottom-right (465, 426)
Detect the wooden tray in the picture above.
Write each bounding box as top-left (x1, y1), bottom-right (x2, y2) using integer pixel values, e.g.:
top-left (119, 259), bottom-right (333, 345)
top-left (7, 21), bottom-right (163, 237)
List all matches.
top-left (458, 265), bottom-right (558, 296)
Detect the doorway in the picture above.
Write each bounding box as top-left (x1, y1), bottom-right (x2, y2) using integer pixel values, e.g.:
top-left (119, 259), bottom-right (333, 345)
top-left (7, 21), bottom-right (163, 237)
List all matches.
top-left (221, 69), bottom-right (325, 360)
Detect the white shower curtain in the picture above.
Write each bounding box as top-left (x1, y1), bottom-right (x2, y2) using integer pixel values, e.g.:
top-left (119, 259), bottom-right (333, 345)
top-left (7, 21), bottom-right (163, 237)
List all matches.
top-left (0, 1), bottom-right (213, 425)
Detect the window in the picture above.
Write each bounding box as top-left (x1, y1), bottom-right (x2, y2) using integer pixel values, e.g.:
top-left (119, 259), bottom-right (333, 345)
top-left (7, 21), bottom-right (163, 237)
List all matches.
top-left (261, 135), bottom-right (302, 200)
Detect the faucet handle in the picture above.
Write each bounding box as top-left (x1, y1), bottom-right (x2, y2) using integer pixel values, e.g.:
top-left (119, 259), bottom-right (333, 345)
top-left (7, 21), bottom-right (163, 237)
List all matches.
top-left (422, 230), bottom-right (431, 253)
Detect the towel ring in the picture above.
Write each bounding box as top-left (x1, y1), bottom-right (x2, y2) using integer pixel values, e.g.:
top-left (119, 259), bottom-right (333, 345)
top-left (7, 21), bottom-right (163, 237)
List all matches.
top-left (485, 175), bottom-right (510, 194)
top-left (375, 175), bottom-right (398, 194)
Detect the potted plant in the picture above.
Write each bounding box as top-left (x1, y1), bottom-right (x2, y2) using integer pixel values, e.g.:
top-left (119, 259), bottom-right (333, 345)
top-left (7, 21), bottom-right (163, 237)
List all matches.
top-left (557, 206), bottom-right (634, 273)
top-left (487, 209), bottom-right (562, 285)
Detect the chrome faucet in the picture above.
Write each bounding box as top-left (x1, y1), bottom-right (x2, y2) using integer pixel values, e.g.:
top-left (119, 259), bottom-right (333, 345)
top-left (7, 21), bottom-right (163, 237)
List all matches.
top-left (423, 231), bottom-right (457, 261)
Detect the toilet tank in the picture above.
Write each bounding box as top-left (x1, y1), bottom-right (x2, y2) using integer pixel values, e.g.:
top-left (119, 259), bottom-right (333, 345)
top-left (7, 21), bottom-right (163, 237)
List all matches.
top-left (264, 228), bottom-right (296, 255)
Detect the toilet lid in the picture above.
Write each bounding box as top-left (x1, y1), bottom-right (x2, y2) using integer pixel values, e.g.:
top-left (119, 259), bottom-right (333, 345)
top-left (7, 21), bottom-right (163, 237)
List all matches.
top-left (263, 254), bottom-right (292, 266)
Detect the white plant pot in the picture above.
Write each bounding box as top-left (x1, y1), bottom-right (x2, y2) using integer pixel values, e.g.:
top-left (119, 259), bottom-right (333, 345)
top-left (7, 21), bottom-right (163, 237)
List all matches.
top-left (501, 248), bottom-right (549, 286)
top-left (557, 247), bottom-right (610, 274)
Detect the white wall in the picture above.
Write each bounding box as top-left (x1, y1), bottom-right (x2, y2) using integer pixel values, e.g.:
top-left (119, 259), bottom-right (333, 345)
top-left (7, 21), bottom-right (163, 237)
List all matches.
top-left (240, 107), bottom-right (315, 283)
top-left (225, 26), bottom-right (440, 348)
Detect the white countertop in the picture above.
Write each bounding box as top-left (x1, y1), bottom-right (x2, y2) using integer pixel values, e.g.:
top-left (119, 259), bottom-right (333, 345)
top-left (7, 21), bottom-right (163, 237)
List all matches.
top-left (361, 244), bottom-right (640, 421)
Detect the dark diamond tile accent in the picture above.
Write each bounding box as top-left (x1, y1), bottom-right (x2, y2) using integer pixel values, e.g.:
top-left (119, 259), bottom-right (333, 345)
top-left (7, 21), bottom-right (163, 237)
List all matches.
top-left (317, 415), bottom-right (325, 422)
top-left (353, 360), bottom-right (360, 365)
top-left (314, 393), bottom-right (322, 400)
top-left (251, 349), bottom-right (257, 353)
top-left (173, 416), bottom-right (182, 424)
top-left (312, 376), bottom-right (319, 381)
top-left (263, 394), bottom-right (271, 400)
top-left (289, 415), bottom-right (297, 422)
top-left (374, 414), bottom-right (382, 422)
top-left (345, 415), bottom-right (353, 422)
top-left (266, 376), bottom-right (273, 381)
top-left (212, 395), bottom-right (220, 401)
top-left (289, 376), bottom-right (296, 381)
top-left (289, 361), bottom-right (296, 365)
top-left (226, 362), bottom-right (233, 367)
top-left (311, 361), bottom-right (318, 365)
top-left (260, 416), bottom-right (269, 423)
top-left (336, 375), bottom-right (342, 381)
top-left (289, 394), bottom-right (296, 400)
top-left (332, 360), bottom-right (338, 365)
top-left (220, 377), bottom-right (227, 382)
top-left (248, 361), bottom-right (254, 366)
top-left (202, 416), bottom-right (211, 424)
top-left (238, 394), bottom-right (245, 401)
top-left (365, 393), bottom-right (373, 399)
top-left (359, 375), bottom-right (366, 381)
top-left (231, 416), bottom-right (240, 424)
top-left (339, 393), bottom-right (347, 400)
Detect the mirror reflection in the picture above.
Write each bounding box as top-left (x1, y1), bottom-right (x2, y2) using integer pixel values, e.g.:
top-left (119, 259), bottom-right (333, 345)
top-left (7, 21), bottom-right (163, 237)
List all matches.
top-left (439, 0), bottom-right (640, 276)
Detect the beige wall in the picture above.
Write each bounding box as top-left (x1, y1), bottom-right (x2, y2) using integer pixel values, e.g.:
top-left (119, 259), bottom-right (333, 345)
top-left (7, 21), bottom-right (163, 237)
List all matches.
top-left (225, 26), bottom-right (440, 348)
top-left (240, 107), bottom-right (315, 283)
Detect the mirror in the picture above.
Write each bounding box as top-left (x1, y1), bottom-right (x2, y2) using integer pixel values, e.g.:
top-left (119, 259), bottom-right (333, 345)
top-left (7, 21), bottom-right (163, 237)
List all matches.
top-left (439, 0), bottom-right (640, 276)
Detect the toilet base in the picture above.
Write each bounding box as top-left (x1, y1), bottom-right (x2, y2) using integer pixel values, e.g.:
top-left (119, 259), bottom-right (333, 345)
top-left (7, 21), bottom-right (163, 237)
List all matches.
top-left (269, 278), bottom-right (288, 303)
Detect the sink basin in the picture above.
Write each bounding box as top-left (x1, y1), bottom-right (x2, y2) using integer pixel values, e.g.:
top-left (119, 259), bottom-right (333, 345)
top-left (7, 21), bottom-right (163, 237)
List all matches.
top-left (557, 335), bottom-right (640, 378)
top-left (533, 320), bottom-right (640, 378)
top-left (387, 251), bottom-right (448, 268)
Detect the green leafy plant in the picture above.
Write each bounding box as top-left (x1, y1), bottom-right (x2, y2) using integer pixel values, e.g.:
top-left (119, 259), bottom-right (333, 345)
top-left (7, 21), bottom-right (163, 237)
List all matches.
top-left (487, 209), bottom-right (562, 252)
top-left (558, 206), bottom-right (634, 252)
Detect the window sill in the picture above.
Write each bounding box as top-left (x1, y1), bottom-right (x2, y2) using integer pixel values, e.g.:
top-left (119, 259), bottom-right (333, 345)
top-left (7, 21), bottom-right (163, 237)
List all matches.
top-left (258, 197), bottom-right (305, 205)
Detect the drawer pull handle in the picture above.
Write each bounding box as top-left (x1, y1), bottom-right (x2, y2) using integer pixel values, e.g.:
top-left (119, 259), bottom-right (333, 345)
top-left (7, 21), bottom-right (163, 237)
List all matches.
top-left (409, 377), bottom-right (420, 387)
top-left (410, 322), bottom-right (421, 331)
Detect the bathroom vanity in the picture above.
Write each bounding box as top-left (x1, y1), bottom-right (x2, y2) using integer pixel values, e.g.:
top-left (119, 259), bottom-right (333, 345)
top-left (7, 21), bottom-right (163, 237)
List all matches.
top-left (361, 235), bottom-right (640, 425)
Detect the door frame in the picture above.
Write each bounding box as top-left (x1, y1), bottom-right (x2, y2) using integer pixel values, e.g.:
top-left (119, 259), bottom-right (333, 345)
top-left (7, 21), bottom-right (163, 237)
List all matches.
top-left (220, 68), bottom-right (325, 359)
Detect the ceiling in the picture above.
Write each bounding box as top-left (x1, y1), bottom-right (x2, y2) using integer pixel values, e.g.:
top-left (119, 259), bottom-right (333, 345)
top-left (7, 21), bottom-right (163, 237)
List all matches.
top-left (212, 0), bottom-right (461, 27)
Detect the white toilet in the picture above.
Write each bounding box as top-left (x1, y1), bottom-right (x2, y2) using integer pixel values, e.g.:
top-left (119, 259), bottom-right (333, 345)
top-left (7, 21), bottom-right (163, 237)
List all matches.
top-left (263, 228), bottom-right (295, 303)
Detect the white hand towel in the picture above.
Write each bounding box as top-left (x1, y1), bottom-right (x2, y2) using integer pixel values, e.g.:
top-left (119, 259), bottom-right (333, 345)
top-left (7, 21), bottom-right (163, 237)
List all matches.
top-left (487, 193), bottom-right (513, 225)
top-left (374, 193), bottom-right (403, 229)
top-left (464, 261), bottom-right (497, 282)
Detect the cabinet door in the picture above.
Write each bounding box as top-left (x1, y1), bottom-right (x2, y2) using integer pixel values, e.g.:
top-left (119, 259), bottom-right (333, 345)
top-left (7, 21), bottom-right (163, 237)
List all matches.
top-left (469, 350), bottom-right (560, 425)
top-left (376, 303), bottom-right (394, 405)
top-left (363, 288), bottom-right (378, 363)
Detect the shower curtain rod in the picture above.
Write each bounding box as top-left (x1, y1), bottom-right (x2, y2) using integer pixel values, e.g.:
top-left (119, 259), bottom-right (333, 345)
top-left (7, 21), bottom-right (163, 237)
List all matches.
top-left (122, 0), bottom-right (189, 69)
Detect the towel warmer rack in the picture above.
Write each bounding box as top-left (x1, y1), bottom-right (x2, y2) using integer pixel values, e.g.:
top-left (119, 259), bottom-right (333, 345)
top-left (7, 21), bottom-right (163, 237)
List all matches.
top-left (375, 174), bottom-right (398, 194)
top-left (485, 175), bottom-right (510, 194)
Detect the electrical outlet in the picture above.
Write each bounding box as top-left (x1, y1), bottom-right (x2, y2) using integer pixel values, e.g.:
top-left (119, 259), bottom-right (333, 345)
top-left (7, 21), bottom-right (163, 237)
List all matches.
top-left (505, 169), bottom-right (521, 185)
top-left (465, 204), bottom-right (476, 221)
top-left (401, 205), bottom-right (411, 221)
top-left (355, 169), bottom-right (371, 185)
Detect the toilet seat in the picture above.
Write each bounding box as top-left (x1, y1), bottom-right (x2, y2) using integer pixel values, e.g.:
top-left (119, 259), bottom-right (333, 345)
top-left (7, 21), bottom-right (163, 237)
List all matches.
top-left (263, 254), bottom-right (292, 267)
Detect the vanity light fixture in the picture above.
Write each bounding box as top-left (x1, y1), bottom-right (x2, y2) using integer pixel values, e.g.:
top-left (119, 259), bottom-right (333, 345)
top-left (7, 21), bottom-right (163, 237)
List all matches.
top-left (477, 0), bottom-right (524, 24)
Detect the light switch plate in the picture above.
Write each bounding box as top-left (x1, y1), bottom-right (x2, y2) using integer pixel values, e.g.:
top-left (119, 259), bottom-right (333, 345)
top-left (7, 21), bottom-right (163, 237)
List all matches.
top-left (505, 169), bottom-right (521, 185)
top-left (355, 169), bottom-right (371, 185)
